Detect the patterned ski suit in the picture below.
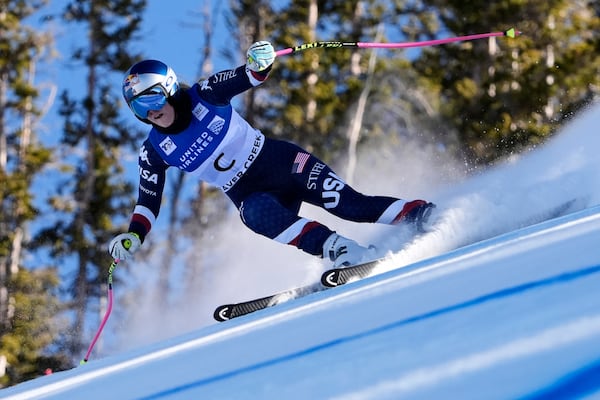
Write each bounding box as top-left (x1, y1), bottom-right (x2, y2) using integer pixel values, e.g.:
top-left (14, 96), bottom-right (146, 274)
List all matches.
top-left (128, 64), bottom-right (411, 256)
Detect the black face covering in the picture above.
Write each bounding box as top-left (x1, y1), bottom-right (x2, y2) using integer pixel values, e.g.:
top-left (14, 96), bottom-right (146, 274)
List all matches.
top-left (153, 88), bottom-right (193, 134)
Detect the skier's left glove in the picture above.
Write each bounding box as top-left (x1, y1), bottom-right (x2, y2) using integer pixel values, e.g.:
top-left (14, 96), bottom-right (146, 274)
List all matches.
top-left (108, 232), bottom-right (141, 261)
top-left (247, 41), bottom-right (276, 72)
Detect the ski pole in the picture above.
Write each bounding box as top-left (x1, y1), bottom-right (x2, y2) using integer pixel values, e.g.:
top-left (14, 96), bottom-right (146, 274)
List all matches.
top-left (80, 259), bottom-right (119, 365)
top-left (276, 28), bottom-right (520, 56)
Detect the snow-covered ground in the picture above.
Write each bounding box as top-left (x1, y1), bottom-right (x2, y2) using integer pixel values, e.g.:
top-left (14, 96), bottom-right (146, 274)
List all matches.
top-left (2, 104), bottom-right (600, 399)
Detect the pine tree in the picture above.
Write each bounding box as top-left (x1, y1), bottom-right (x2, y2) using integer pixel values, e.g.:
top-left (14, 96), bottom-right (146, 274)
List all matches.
top-left (0, 0), bottom-right (70, 386)
top-left (1, 268), bottom-right (68, 385)
top-left (34, 0), bottom-right (146, 357)
top-left (411, 0), bottom-right (600, 164)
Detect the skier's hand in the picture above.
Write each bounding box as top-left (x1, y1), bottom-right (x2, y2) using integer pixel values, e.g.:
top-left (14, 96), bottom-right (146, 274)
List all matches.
top-left (108, 232), bottom-right (141, 261)
top-left (247, 41), bottom-right (276, 72)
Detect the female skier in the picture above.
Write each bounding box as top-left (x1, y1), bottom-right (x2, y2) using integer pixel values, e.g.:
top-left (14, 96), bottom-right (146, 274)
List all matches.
top-left (109, 41), bottom-right (435, 267)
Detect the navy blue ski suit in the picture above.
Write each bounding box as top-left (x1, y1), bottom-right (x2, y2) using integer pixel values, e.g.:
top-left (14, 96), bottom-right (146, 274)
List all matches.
top-left (128, 64), bottom-right (412, 256)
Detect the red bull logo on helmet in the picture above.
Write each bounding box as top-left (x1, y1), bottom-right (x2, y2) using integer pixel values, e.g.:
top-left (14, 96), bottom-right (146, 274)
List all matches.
top-left (123, 73), bottom-right (141, 96)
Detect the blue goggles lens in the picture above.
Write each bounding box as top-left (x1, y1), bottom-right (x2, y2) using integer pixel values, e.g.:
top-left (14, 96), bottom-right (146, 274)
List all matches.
top-left (129, 87), bottom-right (168, 119)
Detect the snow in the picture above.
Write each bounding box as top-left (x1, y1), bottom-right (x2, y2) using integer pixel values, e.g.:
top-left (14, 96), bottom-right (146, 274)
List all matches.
top-left (2, 104), bottom-right (600, 399)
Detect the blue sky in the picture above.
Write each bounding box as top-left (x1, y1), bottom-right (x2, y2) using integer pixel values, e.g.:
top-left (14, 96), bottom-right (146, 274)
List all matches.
top-left (138, 1), bottom-right (233, 82)
top-left (33, 1), bottom-right (232, 138)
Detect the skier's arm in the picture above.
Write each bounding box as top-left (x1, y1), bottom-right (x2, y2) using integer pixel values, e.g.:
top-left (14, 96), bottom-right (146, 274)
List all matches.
top-left (109, 139), bottom-right (167, 260)
top-left (128, 140), bottom-right (168, 242)
top-left (197, 41), bottom-right (276, 105)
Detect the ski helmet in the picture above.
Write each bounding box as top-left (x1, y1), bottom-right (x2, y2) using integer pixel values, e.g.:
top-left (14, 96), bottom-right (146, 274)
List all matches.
top-left (122, 60), bottom-right (179, 120)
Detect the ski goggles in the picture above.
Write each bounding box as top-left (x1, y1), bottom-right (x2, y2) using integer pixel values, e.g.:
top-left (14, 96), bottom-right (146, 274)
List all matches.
top-left (128, 85), bottom-right (168, 119)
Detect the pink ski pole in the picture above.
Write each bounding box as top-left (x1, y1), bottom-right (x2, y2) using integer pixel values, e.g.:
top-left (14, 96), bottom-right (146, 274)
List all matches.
top-left (276, 28), bottom-right (520, 56)
top-left (80, 259), bottom-right (118, 365)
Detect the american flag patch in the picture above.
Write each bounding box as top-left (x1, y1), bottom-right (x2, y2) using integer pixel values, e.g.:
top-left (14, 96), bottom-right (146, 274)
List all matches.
top-left (292, 152), bottom-right (310, 174)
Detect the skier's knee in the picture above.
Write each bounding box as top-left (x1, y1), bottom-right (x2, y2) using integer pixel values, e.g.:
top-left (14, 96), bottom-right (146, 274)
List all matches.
top-left (240, 193), bottom-right (299, 239)
top-left (240, 193), bottom-right (274, 230)
top-left (239, 193), bottom-right (334, 256)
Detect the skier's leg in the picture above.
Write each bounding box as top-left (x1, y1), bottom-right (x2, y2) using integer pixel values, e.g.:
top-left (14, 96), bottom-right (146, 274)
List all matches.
top-left (239, 192), bottom-right (375, 266)
top-left (298, 164), bottom-right (435, 229)
top-left (236, 137), bottom-right (432, 227)
top-left (374, 199), bottom-right (436, 231)
top-left (239, 192), bottom-right (331, 256)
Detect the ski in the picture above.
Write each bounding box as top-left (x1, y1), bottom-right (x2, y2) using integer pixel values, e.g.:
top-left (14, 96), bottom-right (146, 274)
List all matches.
top-left (320, 258), bottom-right (384, 287)
top-left (213, 259), bottom-right (386, 322)
top-left (214, 281), bottom-right (325, 322)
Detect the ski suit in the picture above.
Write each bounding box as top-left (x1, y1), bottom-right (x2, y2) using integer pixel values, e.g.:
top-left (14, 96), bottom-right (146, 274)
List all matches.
top-left (128, 64), bottom-right (412, 256)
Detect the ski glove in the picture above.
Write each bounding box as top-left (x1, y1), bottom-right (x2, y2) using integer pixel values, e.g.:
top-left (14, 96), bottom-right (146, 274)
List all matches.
top-left (109, 232), bottom-right (141, 261)
top-left (247, 41), bottom-right (276, 72)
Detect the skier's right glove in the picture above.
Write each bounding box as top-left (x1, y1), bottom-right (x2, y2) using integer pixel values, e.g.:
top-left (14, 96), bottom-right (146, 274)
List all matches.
top-left (246, 41), bottom-right (276, 72)
top-left (108, 232), bottom-right (141, 261)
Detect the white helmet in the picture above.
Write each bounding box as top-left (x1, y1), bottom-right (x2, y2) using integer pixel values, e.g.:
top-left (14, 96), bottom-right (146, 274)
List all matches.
top-left (122, 59), bottom-right (179, 119)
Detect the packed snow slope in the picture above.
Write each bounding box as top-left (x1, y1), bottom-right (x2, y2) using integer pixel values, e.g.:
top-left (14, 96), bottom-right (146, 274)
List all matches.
top-left (2, 104), bottom-right (600, 399)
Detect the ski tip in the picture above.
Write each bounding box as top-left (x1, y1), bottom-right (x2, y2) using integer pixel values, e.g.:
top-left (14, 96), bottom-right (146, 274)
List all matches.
top-left (321, 269), bottom-right (341, 287)
top-left (504, 28), bottom-right (521, 38)
top-left (214, 305), bottom-right (233, 322)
